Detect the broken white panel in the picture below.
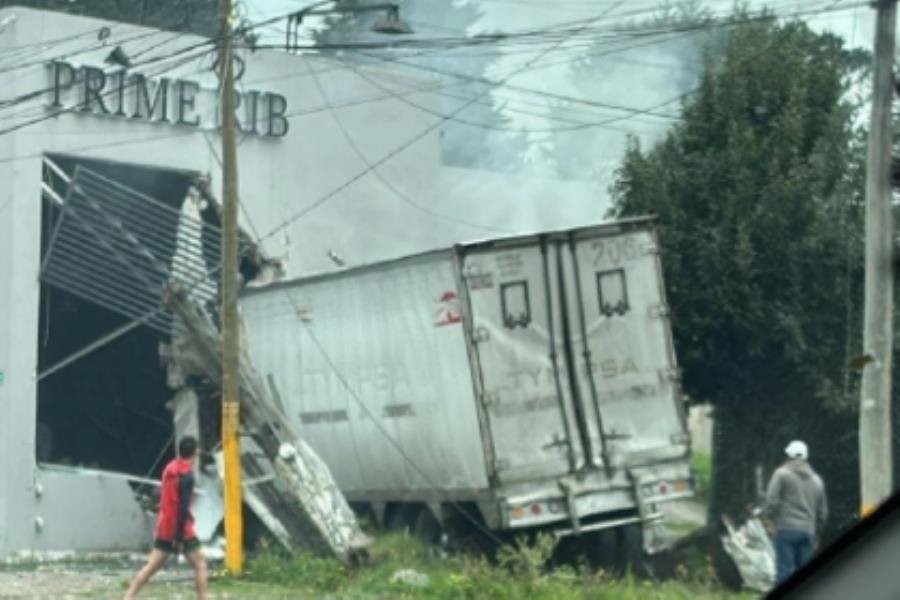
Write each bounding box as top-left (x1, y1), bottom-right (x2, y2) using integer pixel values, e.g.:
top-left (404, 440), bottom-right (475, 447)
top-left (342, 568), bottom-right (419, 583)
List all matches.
top-left (721, 516), bottom-right (775, 593)
top-left (170, 187), bottom-right (215, 307)
top-left (171, 388), bottom-right (200, 445)
top-left (192, 470), bottom-right (224, 543)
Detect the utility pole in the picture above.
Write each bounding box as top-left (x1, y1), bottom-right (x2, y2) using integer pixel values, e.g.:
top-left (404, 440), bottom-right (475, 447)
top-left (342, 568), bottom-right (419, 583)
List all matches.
top-left (217, 0), bottom-right (243, 572)
top-left (859, 0), bottom-right (897, 518)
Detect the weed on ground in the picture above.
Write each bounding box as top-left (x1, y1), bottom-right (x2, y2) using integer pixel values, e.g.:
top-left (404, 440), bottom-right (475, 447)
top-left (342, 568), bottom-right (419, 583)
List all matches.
top-left (212, 533), bottom-right (755, 599)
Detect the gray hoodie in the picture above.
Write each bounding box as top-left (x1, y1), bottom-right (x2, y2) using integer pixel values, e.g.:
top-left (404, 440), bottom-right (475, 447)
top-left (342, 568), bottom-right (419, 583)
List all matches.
top-left (764, 459), bottom-right (828, 536)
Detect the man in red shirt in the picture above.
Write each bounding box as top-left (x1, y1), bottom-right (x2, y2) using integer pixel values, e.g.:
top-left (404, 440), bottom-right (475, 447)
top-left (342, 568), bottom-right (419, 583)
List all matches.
top-left (124, 436), bottom-right (208, 599)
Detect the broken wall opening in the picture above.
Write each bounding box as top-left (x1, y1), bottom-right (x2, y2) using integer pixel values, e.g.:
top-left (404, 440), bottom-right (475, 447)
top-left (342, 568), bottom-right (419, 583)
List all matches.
top-left (35, 153), bottom-right (217, 478)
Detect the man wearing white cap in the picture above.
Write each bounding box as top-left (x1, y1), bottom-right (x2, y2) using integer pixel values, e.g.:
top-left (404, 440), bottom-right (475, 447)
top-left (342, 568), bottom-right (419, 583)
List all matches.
top-left (763, 440), bottom-right (828, 584)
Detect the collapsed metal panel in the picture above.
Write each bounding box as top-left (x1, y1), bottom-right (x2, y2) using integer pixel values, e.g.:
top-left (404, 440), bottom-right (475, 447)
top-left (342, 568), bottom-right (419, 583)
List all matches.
top-left (166, 289), bottom-right (371, 563)
top-left (37, 162), bottom-right (369, 563)
top-left (40, 165), bottom-right (219, 334)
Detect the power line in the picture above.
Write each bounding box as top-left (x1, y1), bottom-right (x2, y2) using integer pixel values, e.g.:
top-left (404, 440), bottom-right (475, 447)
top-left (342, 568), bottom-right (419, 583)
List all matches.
top-left (0, 0), bottom-right (858, 126)
top-left (348, 47), bottom-right (682, 121)
top-left (252, 2), bottom-right (629, 246)
top-left (303, 50), bottom-right (512, 234)
top-left (199, 111), bottom-right (507, 542)
top-left (0, 33), bottom-right (216, 123)
top-left (318, 52), bottom-right (671, 136)
top-left (252, 0), bottom-right (866, 54)
top-left (0, 26), bottom-right (168, 79)
top-left (0, 46), bottom-right (214, 136)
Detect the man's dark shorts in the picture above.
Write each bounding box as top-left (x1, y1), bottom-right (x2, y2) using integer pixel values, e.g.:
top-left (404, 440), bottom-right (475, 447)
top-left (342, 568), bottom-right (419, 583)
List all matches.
top-left (154, 538), bottom-right (201, 554)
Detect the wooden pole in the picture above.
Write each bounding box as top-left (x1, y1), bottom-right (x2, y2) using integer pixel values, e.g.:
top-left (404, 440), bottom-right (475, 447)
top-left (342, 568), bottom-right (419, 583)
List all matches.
top-left (217, 0), bottom-right (243, 572)
top-left (859, 0), bottom-right (897, 518)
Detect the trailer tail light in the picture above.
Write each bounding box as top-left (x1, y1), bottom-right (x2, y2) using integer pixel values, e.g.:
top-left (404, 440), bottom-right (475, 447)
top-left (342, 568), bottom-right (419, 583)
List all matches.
top-left (640, 478), bottom-right (691, 499)
top-left (510, 502), bottom-right (548, 522)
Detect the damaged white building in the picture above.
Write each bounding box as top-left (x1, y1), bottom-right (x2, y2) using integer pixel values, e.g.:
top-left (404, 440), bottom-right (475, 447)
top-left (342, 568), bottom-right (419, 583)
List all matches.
top-left (0, 6), bottom-right (605, 560)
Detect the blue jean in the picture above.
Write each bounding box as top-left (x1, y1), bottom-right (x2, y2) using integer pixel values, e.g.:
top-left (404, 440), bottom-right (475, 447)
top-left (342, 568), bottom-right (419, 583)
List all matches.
top-left (775, 529), bottom-right (814, 584)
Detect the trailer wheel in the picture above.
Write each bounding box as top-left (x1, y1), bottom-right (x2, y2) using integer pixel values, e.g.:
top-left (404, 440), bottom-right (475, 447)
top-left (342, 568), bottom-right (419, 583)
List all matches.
top-left (614, 524), bottom-right (647, 576)
top-left (580, 528), bottom-right (618, 570)
top-left (581, 525), bottom-right (646, 575)
top-left (385, 504), bottom-right (418, 534)
top-left (412, 507), bottom-right (443, 546)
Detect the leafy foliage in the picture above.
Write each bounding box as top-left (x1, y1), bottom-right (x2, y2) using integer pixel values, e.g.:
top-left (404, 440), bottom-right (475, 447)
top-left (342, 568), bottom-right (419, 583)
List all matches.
top-left (218, 533), bottom-right (752, 599)
top-left (609, 17), bottom-right (867, 527)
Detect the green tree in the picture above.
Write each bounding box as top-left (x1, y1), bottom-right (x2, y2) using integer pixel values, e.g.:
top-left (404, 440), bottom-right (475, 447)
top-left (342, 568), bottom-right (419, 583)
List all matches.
top-left (609, 17), bottom-right (868, 533)
top-left (0, 0), bottom-right (218, 36)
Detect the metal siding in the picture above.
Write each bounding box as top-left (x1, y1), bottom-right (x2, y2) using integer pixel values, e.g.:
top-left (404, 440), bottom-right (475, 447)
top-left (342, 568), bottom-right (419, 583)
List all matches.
top-left (570, 229), bottom-right (687, 464)
top-left (241, 254), bottom-right (490, 496)
top-left (0, 6), bottom-right (449, 557)
top-left (0, 152), bottom-right (42, 557)
top-left (460, 243), bottom-right (583, 482)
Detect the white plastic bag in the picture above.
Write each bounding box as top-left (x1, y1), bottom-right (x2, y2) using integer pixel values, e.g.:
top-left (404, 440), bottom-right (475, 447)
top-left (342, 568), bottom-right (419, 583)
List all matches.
top-left (721, 516), bottom-right (776, 593)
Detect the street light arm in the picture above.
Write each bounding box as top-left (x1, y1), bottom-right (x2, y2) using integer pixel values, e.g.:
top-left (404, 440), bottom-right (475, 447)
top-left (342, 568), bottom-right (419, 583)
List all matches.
top-left (303, 3), bottom-right (399, 17)
top-left (287, 0), bottom-right (335, 50)
top-left (285, 1), bottom-right (404, 50)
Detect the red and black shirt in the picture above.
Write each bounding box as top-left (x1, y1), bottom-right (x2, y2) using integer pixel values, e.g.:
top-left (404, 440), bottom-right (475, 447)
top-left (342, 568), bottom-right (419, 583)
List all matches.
top-left (154, 457), bottom-right (196, 542)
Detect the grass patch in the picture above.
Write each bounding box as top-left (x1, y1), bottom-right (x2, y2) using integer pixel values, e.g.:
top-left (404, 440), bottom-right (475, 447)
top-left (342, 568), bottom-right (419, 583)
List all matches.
top-left (692, 451), bottom-right (712, 502)
top-left (214, 533), bottom-right (753, 599)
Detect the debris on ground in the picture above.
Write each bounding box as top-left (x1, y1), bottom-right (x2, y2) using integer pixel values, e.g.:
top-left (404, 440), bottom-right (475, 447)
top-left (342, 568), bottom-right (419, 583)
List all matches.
top-left (166, 286), bottom-right (371, 565)
top-left (390, 568), bottom-right (431, 588)
top-left (720, 516), bottom-right (775, 593)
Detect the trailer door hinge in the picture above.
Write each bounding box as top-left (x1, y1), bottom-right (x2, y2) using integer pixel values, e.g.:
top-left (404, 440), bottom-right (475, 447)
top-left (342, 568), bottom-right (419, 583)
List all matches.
top-left (648, 304), bottom-right (670, 318)
top-left (492, 458), bottom-right (511, 472)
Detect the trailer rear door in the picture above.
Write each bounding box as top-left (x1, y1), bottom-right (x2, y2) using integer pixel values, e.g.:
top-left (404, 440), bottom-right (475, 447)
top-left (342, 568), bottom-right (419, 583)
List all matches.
top-left (564, 227), bottom-right (688, 465)
top-left (460, 240), bottom-right (586, 483)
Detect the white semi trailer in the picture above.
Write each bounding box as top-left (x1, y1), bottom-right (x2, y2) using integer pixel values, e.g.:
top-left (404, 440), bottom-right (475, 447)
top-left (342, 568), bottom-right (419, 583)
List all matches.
top-left (240, 217), bottom-right (693, 559)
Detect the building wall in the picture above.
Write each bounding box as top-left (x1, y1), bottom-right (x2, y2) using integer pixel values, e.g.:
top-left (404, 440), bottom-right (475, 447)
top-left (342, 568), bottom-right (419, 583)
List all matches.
top-left (0, 6), bottom-right (446, 558)
top-left (0, 6), bottom-right (609, 558)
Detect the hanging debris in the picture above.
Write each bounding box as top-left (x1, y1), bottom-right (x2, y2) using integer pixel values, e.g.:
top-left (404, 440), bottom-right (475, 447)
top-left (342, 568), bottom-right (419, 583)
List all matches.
top-left (39, 161), bottom-right (369, 564)
top-left (164, 285), bottom-right (371, 564)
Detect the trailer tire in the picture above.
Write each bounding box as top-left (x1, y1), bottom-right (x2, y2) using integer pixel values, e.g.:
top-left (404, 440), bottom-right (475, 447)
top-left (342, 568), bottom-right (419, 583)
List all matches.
top-left (385, 504), bottom-right (418, 533)
top-left (615, 524), bottom-right (647, 576)
top-left (578, 528), bottom-right (618, 570)
top-left (413, 507), bottom-right (443, 546)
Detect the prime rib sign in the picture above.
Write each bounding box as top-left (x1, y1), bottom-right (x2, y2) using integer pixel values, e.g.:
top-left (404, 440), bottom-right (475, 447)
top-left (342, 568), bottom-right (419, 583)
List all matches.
top-left (47, 60), bottom-right (289, 138)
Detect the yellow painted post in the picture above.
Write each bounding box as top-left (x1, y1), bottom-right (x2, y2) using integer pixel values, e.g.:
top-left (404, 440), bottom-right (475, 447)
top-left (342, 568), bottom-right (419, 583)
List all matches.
top-left (222, 401), bottom-right (243, 573)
